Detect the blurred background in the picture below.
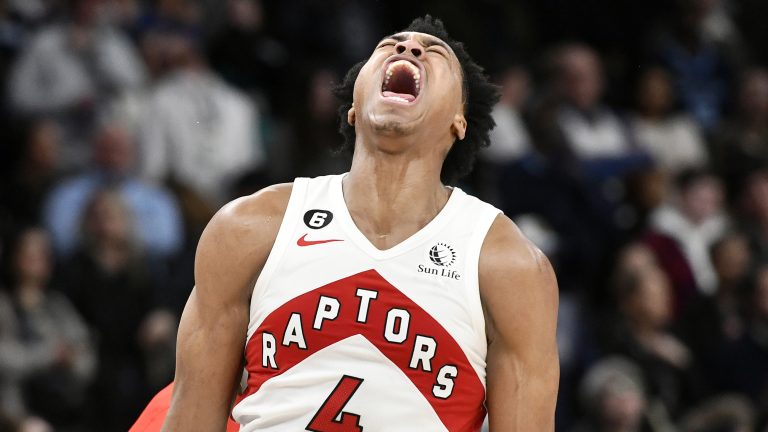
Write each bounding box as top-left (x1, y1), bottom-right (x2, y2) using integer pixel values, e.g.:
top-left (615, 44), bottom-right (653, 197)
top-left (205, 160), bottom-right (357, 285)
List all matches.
top-left (0, 0), bottom-right (766, 431)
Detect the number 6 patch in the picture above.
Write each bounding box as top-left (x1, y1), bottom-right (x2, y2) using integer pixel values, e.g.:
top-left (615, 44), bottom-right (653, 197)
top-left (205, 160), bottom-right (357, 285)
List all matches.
top-left (304, 210), bottom-right (334, 229)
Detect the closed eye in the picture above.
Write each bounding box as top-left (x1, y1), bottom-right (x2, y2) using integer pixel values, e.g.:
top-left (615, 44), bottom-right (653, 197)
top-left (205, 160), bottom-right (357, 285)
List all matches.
top-left (427, 47), bottom-right (449, 59)
top-left (377, 41), bottom-right (396, 49)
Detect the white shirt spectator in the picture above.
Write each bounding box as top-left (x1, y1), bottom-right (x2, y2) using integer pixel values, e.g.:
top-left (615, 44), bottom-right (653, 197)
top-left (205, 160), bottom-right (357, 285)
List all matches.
top-left (557, 106), bottom-right (631, 159)
top-left (8, 24), bottom-right (145, 113)
top-left (482, 104), bottom-right (533, 162)
top-left (139, 69), bottom-right (264, 205)
top-left (631, 114), bottom-right (708, 173)
top-left (8, 23), bottom-right (146, 169)
top-left (651, 204), bottom-right (729, 294)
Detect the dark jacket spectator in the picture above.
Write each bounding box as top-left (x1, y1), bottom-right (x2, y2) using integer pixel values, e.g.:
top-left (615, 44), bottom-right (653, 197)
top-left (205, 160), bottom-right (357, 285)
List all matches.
top-left (609, 263), bottom-right (704, 419)
top-left (62, 190), bottom-right (175, 431)
top-left (0, 228), bottom-right (95, 429)
top-left (679, 232), bottom-right (752, 389)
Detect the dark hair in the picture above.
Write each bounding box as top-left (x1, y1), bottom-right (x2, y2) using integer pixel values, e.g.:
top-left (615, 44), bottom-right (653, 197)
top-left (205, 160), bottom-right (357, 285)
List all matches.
top-left (675, 167), bottom-right (717, 192)
top-left (332, 15), bottom-right (499, 184)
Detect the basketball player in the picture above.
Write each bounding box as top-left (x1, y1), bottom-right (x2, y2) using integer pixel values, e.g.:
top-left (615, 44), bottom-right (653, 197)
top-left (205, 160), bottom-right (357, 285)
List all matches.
top-left (158, 15), bottom-right (559, 431)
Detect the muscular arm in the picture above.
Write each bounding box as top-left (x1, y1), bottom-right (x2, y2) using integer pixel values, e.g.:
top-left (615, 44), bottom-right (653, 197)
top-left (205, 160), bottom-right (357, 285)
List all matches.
top-left (480, 216), bottom-right (560, 431)
top-left (162, 184), bottom-right (292, 432)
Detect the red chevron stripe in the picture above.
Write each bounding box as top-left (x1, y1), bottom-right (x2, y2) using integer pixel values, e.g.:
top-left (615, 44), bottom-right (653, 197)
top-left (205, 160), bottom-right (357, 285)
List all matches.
top-left (238, 269), bottom-right (485, 432)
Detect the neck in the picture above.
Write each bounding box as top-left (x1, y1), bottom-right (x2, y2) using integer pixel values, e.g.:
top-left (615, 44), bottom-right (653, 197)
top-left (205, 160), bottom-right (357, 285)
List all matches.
top-left (343, 138), bottom-right (451, 249)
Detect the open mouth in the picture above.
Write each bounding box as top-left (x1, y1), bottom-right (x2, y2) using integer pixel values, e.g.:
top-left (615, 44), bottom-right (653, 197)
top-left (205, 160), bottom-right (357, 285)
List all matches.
top-left (381, 59), bottom-right (421, 103)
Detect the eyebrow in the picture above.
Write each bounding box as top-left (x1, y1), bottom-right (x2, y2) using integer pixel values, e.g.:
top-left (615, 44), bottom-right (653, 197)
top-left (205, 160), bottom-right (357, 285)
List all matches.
top-left (380, 32), bottom-right (451, 52)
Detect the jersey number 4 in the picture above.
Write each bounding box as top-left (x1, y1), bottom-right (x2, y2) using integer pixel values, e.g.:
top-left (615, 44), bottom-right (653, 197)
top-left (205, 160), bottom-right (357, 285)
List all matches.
top-left (306, 375), bottom-right (364, 432)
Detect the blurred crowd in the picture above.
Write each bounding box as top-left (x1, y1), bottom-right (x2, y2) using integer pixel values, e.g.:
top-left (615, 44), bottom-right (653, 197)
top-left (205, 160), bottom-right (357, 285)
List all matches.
top-left (0, 0), bottom-right (766, 431)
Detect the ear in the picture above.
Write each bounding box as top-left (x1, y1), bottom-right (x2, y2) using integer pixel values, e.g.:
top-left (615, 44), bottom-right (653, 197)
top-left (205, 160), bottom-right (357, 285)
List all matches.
top-left (347, 105), bottom-right (356, 126)
top-left (451, 114), bottom-right (467, 140)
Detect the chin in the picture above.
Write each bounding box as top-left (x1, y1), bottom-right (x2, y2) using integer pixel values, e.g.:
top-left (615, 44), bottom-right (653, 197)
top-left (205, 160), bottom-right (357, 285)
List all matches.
top-left (371, 120), bottom-right (411, 136)
top-left (370, 111), bottom-right (420, 134)
top-left (357, 116), bottom-right (419, 154)
top-left (365, 105), bottom-right (424, 136)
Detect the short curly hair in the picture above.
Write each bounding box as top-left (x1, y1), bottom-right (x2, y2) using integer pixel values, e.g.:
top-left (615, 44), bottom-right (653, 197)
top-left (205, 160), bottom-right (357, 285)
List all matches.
top-left (332, 15), bottom-right (499, 184)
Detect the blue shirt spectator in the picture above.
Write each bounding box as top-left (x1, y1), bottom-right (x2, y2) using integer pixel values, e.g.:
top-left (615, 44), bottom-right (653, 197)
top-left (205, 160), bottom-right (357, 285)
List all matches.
top-left (651, 0), bottom-right (735, 132)
top-left (43, 122), bottom-right (182, 258)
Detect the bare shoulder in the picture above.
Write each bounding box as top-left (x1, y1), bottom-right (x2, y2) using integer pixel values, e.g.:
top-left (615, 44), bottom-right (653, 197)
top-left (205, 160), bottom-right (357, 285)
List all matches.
top-left (479, 214), bottom-right (554, 283)
top-left (211, 181), bottom-right (291, 226)
top-left (479, 214), bottom-right (558, 343)
top-left (194, 183), bottom-right (294, 303)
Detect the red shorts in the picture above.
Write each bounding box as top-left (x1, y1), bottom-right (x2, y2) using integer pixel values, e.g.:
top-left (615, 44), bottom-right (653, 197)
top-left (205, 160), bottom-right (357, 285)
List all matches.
top-left (129, 383), bottom-right (240, 432)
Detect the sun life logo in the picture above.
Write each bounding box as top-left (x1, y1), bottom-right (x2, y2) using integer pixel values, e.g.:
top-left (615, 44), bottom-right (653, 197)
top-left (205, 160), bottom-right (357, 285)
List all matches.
top-left (428, 243), bottom-right (456, 267)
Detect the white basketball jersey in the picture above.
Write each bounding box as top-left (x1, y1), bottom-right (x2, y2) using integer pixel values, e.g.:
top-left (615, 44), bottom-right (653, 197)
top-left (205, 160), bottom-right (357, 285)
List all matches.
top-left (232, 174), bottom-right (502, 432)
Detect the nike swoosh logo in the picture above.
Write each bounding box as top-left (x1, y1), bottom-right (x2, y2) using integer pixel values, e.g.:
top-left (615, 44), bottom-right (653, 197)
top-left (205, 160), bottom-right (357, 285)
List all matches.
top-left (297, 234), bottom-right (344, 247)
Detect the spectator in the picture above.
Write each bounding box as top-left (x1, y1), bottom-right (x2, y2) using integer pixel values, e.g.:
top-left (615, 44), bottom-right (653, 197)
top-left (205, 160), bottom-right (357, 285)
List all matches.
top-left (130, 0), bottom-right (202, 79)
top-left (571, 357), bottom-right (661, 432)
top-left (625, 234), bottom-right (696, 318)
top-left (650, 169), bottom-right (729, 295)
top-left (207, 0), bottom-right (288, 105)
top-left (548, 43), bottom-right (651, 230)
top-left (138, 28), bottom-right (264, 208)
top-left (712, 264), bottom-right (768, 419)
top-left (0, 118), bottom-right (60, 242)
top-left (652, 0), bottom-right (735, 131)
top-left (503, 45), bottom-right (651, 294)
top-left (6, 0), bottom-right (146, 170)
top-left (679, 232), bottom-right (752, 387)
top-left (43, 120), bottom-right (183, 259)
top-left (474, 65), bottom-right (534, 205)
top-left (712, 69), bottom-right (768, 198)
top-left (739, 168), bottom-right (768, 263)
top-left (0, 228), bottom-right (95, 429)
top-left (630, 66), bottom-right (708, 174)
top-left (553, 44), bottom-right (629, 159)
top-left (483, 65), bottom-right (534, 164)
top-left (699, 0), bottom-right (741, 50)
top-left (61, 190), bottom-right (176, 430)
top-left (610, 263), bottom-right (703, 419)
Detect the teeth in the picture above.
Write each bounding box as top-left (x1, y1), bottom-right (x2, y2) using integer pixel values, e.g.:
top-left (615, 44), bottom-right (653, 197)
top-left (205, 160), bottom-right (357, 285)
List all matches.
top-left (385, 60), bottom-right (421, 83)
top-left (386, 59), bottom-right (418, 74)
top-left (382, 59), bottom-right (422, 99)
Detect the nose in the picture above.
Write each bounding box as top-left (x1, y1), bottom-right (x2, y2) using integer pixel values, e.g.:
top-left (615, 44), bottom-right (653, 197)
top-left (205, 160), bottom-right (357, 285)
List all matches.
top-left (394, 39), bottom-right (423, 58)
